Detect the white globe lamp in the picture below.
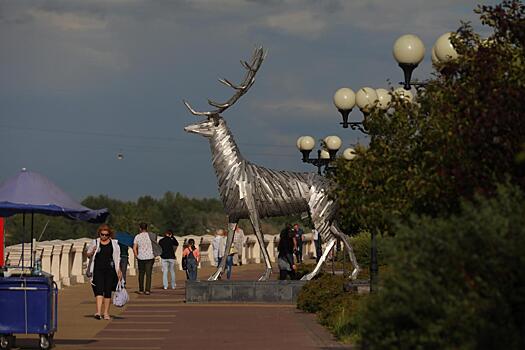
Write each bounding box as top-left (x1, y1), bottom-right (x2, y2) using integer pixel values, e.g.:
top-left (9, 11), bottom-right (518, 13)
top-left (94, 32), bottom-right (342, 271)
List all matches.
top-left (434, 32), bottom-right (458, 63)
top-left (375, 88), bottom-right (392, 110)
top-left (356, 87), bottom-right (378, 113)
top-left (393, 34), bottom-right (426, 90)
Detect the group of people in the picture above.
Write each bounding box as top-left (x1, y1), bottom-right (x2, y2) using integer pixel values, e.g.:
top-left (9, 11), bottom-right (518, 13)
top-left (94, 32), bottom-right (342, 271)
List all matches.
top-left (86, 221), bottom-right (316, 319)
top-left (211, 226), bottom-right (245, 280)
top-left (86, 222), bottom-right (201, 320)
top-left (277, 223), bottom-right (320, 280)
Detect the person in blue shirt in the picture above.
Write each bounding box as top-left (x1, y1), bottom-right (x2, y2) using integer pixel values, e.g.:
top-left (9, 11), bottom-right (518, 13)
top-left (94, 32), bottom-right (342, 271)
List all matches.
top-left (293, 223), bottom-right (304, 264)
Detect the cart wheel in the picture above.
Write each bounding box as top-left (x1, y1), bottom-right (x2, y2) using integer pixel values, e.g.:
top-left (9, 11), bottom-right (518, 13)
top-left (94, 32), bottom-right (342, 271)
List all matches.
top-left (39, 334), bottom-right (51, 350)
top-left (0, 335), bottom-right (12, 350)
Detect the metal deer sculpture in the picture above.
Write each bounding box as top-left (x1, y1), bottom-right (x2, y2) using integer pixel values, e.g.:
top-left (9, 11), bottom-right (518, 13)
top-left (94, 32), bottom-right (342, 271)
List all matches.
top-left (183, 47), bottom-right (360, 281)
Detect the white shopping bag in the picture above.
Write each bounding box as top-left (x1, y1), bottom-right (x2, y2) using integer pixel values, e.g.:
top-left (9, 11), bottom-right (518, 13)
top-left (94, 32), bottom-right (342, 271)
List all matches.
top-left (112, 281), bottom-right (129, 307)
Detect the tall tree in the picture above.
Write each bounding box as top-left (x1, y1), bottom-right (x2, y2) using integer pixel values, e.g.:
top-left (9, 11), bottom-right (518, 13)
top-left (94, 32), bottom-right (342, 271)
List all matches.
top-left (334, 0), bottom-right (525, 235)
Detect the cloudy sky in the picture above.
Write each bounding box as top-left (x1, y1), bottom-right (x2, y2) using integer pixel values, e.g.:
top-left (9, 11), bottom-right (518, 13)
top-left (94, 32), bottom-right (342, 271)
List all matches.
top-left (0, 0), bottom-right (494, 201)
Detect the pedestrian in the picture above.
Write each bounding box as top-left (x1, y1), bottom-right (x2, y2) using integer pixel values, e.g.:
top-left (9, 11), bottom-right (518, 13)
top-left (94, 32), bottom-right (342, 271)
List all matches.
top-left (86, 224), bottom-right (122, 320)
top-left (233, 225), bottom-right (245, 266)
top-left (278, 223), bottom-right (296, 280)
top-left (212, 229), bottom-right (226, 268)
top-left (313, 227), bottom-right (322, 263)
top-left (133, 222), bottom-right (154, 295)
top-left (117, 234), bottom-right (131, 287)
top-left (293, 223), bottom-right (304, 263)
top-left (159, 229), bottom-right (179, 290)
top-left (183, 238), bottom-right (200, 281)
top-left (226, 240), bottom-right (237, 280)
top-left (182, 240), bottom-right (189, 280)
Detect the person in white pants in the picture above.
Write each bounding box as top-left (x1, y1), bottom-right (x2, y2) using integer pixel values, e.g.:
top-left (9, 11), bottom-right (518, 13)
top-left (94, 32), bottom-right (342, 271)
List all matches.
top-left (159, 229), bottom-right (179, 289)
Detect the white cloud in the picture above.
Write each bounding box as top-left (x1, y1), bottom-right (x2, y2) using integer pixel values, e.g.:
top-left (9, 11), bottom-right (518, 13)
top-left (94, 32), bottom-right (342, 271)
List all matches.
top-left (337, 0), bottom-right (481, 37)
top-left (259, 98), bottom-right (332, 119)
top-left (262, 10), bottom-right (327, 38)
top-left (28, 9), bottom-right (107, 31)
top-left (77, 46), bottom-right (129, 71)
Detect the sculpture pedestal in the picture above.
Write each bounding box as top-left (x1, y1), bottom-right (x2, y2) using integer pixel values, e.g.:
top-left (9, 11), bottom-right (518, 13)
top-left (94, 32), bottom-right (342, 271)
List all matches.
top-left (185, 280), bottom-right (307, 304)
top-left (345, 279), bottom-right (370, 294)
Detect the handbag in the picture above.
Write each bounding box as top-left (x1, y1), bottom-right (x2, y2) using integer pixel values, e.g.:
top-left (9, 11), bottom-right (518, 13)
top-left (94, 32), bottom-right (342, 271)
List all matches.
top-left (229, 245), bottom-right (238, 255)
top-left (85, 239), bottom-right (98, 278)
top-left (85, 256), bottom-right (94, 278)
top-left (181, 256), bottom-right (188, 270)
top-left (113, 281), bottom-right (129, 307)
top-left (148, 232), bottom-right (163, 257)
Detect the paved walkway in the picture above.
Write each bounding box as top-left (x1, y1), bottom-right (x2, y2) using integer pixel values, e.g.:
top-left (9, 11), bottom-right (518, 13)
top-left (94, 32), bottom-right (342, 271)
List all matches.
top-left (13, 263), bottom-right (353, 349)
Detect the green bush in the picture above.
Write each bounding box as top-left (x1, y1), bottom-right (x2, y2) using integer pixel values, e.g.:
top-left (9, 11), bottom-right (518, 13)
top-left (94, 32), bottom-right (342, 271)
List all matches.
top-left (346, 231), bottom-right (395, 268)
top-left (294, 263), bottom-right (315, 280)
top-left (297, 274), bottom-right (346, 313)
top-left (355, 184), bottom-right (525, 349)
top-left (318, 292), bottom-right (366, 343)
top-left (297, 273), bottom-right (366, 343)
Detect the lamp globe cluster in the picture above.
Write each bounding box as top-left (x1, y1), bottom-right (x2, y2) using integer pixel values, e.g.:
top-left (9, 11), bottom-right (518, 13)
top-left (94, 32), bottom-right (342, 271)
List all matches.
top-left (393, 32), bottom-right (459, 89)
top-left (297, 135), bottom-right (353, 174)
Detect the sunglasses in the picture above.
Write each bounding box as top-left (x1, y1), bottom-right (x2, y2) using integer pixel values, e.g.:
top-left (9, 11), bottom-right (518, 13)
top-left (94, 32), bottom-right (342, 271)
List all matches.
top-left (100, 233), bottom-right (110, 237)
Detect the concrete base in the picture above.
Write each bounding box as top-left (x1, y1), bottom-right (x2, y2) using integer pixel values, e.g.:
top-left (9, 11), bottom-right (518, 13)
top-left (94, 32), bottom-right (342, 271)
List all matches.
top-left (186, 280), bottom-right (307, 304)
top-left (345, 279), bottom-right (370, 294)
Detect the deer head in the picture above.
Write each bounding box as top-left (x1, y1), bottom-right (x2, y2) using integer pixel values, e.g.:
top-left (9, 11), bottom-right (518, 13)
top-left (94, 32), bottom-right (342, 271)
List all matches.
top-left (183, 47), bottom-right (266, 138)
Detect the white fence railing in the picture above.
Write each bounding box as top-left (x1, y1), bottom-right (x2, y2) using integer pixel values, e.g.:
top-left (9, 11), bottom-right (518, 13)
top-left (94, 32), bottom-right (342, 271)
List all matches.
top-left (3, 233), bottom-right (316, 289)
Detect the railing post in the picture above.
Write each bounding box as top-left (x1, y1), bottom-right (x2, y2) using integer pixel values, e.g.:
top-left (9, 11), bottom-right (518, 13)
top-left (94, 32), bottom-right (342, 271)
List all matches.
top-left (265, 235), bottom-right (276, 263)
top-left (60, 242), bottom-right (73, 286)
top-left (128, 246), bottom-right (137, 276)
top-left (71, 240), bottom-right (86, 283)
top-left (51, 243), bottom-right (62, 289)
top-left (41, 244), bottom-right (53, 274)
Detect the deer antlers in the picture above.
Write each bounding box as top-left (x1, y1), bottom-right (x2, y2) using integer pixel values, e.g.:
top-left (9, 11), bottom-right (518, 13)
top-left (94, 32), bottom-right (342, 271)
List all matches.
top-left (183, 46), bottom-right (266, 118)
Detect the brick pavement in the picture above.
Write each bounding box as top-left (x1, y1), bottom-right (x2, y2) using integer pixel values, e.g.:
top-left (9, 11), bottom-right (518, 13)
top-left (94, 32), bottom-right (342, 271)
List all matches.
top-left (13, 263), bottom-right (353, 350)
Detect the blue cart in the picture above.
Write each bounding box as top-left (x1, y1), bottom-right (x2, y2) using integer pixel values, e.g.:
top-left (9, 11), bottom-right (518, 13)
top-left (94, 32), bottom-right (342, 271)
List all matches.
top-left (0, 170), bottom-right (109, 349)
top-left (0, 272), bottom-right (58, 350)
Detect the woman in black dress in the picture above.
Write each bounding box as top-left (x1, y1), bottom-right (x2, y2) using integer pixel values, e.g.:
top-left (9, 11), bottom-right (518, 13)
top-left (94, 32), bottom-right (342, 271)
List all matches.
top-left (278, 223), bottom-right (296, 280)
top-left (87, 224), bottom-right (122, 320)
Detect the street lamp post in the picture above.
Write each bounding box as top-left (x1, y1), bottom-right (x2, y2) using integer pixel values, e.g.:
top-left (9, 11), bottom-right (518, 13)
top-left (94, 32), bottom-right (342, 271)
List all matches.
top-left (330, 32), bottom-right (459, 293)
top-left (297, 135), bottom-right (347, 175)
top-left (295, 31), bottom-right (459, 292)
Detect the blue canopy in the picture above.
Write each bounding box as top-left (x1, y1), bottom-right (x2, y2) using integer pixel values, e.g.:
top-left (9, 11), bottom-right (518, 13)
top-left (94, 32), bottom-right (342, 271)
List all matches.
top-left (115, 231), bottom-right (134, 247)
top-left (0, 169), bottom-right (109, 223)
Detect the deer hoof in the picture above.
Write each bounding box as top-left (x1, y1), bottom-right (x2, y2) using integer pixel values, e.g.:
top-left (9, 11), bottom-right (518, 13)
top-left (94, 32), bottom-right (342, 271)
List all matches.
top-left (208, 271), bottom-right (221, 281)
top-left (300, 273), bottom-right (314, 281)
top-left (257, 269), bottom-right (272, 281)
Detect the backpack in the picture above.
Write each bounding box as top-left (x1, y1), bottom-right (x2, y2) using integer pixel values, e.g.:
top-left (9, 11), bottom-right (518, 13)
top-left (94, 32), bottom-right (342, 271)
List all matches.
top-left (148, 232), bottom-right (162, 257)
top-left (181, 256), bottom-right (188, 270)
top-left (182, 248), bottom-right (196, 270)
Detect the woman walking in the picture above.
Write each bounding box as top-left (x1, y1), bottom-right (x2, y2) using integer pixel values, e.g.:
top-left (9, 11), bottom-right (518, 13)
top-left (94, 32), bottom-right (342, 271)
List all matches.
top-left (86, 224), bottom-right (122, 320)
top-left (183, 238), bottom-right (200, 281)
top-left (278, 223), bottom-right (296, 280)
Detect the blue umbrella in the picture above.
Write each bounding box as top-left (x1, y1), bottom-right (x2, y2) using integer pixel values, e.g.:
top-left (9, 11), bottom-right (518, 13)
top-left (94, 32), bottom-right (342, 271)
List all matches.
top-left (115, 231), bottom-right (134, 247)
top-left (0, 168), bottom-right (110, 269)
top-left (0, 169), bottom-right (109, 223)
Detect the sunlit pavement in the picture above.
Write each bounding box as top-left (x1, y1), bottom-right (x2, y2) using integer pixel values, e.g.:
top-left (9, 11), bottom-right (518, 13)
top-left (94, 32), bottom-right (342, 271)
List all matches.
top-left (13, 263), bottom-right (353, 349)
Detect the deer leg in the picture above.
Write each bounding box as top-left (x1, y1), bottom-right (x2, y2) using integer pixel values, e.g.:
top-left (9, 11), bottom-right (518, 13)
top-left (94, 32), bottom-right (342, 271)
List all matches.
top-left (300, 238), bottom-right (336, 281)
top-left (249, 213), bottom-right (272, 281)
top-left (243, 195), bottom-right (272, 281)
top-left (208, 222), bottom-right (237, 281)
top-left (330, 224), bottom-right (360, 280)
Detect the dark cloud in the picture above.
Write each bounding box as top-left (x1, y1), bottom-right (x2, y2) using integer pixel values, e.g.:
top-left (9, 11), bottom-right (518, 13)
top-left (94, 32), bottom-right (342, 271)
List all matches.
top-left (0, 0), bottom-right (489, 199)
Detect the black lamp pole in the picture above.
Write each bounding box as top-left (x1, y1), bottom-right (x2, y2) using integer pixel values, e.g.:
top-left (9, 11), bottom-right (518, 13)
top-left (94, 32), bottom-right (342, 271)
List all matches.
top-left (300, 149), bottom-right (337, 175)
top-left (370, 231), bottom-right (378, 292)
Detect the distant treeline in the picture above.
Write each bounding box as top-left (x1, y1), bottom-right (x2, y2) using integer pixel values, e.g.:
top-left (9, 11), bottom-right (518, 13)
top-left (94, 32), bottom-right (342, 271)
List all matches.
top-left (4, 192), bottom-right (309, 245)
